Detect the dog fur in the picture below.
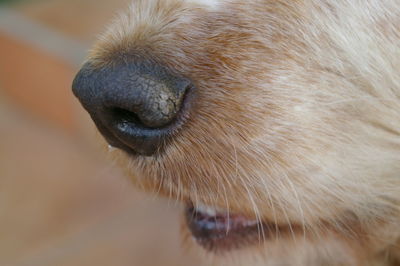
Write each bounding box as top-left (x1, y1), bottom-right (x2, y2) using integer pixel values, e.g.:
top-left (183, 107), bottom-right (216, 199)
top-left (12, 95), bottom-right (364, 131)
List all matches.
top-left (86, 0), bottom-right (400, 265)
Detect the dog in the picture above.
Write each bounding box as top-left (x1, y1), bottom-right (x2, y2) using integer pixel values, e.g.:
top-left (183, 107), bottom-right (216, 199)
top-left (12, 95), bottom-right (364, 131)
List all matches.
top-left (72, 0), bottom-right (400, 265)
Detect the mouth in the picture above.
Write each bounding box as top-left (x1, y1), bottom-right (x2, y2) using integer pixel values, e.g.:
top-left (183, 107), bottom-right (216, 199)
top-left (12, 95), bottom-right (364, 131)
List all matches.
top-left (185, 203), bottom-right (287, 252)
top-left (185, 203), bottom-right (304, 252)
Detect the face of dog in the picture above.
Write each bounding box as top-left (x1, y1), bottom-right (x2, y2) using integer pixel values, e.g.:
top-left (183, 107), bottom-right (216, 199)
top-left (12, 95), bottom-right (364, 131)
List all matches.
top-left (72, 0), bottom-right (400, 265)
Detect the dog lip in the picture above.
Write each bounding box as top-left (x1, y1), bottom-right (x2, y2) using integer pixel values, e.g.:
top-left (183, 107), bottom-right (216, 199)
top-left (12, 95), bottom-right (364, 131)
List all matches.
top-left (185, 203), bottom-right (303, 252)
top-left (185, 204), bottom-right (264, 252)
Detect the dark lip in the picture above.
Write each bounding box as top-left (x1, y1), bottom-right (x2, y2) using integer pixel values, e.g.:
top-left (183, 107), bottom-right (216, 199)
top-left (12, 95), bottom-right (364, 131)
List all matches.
top-left (185, 204), bottom-right (301, 252)
top-left (185, 205), bottom-right (264, 252)
top-left (95, 84), bottom-right (196, 157)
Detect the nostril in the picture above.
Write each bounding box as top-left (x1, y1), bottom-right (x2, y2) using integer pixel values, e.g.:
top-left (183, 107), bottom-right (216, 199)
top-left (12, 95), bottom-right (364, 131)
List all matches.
top-left (109, 107), bottom-right (144, 128)
top-left (106, 81), bottom-right (190, 130)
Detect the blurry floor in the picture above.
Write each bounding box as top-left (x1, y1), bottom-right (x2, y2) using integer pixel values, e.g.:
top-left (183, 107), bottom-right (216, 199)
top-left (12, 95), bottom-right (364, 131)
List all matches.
top-left (0, 96), bottom-right (203, 266)
top-left (0, 1), bottom-right (204, 265)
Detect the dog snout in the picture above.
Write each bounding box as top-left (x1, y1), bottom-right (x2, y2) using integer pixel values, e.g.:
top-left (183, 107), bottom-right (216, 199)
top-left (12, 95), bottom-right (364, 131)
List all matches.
top-left (72, 60), bottom-right (192, 156)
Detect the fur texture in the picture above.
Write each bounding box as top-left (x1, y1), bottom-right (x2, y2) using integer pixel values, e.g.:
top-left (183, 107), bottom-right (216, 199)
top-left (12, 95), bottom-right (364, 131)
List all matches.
top-left (87, 0), bottom-right (400, 265)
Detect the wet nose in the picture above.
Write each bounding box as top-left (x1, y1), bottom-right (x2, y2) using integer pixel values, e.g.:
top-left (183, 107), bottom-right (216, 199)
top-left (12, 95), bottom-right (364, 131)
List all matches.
top-left (72, 60), bottom-right (192, 156)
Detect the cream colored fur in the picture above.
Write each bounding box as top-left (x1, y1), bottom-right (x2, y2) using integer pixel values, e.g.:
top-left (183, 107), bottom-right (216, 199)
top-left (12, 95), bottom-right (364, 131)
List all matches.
top-left (88, 0), bottom-right (400, 265)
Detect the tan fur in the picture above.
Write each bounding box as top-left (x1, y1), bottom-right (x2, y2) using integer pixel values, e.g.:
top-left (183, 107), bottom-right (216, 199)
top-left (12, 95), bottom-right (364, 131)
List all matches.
top-left (87, 0), bottom-right (400, 265)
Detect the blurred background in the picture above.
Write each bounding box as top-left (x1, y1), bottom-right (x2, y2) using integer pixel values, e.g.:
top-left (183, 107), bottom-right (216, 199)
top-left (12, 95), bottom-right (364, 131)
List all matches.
top-left (0, 0), bottom-right (204, 265)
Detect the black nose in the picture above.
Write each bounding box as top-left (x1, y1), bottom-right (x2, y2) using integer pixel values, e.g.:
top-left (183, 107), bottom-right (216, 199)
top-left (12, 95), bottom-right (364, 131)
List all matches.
top-left (72, 60), bottom-right (192, 156)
